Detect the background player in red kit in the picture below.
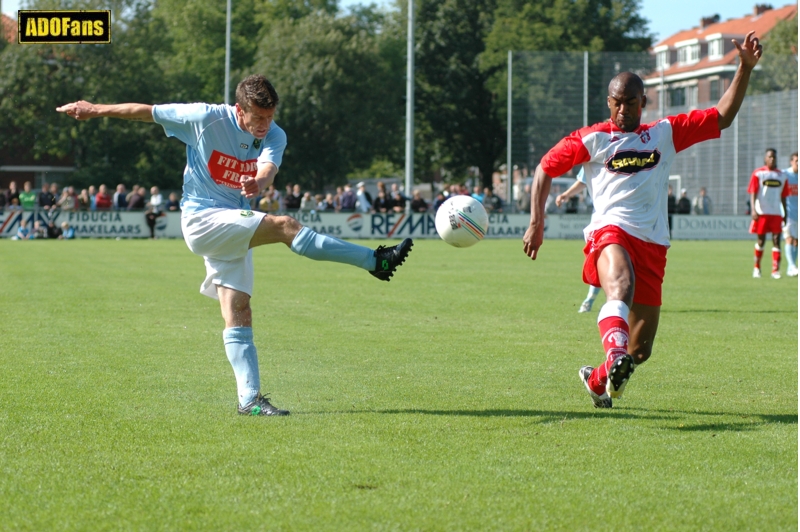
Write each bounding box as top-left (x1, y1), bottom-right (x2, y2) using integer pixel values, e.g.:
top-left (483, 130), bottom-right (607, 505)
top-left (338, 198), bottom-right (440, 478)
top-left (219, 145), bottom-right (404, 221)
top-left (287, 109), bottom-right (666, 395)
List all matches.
top-left (523, 32), bottom-right (763, 408)
top-left (748, 148), bottom-right (789, 279)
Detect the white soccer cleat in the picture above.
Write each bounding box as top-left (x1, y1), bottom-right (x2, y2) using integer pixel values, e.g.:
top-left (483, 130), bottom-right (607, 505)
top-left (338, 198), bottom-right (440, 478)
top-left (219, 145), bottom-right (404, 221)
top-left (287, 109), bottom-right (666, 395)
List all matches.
top-left (753, 267), bottom-right (761, 278)
top-left (578, 300), bottom-right (593, 313)
top-left (771, 271), bottom-right (781, 279)
top-left (787, 266), bottom-right (798, 277)
top-left (579, 366), bottom-right (612, 408)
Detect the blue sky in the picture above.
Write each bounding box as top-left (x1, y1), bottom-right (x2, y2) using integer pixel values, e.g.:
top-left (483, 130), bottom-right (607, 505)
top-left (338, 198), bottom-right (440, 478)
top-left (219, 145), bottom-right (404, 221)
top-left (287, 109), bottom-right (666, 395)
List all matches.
top-left (3, 0), bottom-right (789, 42)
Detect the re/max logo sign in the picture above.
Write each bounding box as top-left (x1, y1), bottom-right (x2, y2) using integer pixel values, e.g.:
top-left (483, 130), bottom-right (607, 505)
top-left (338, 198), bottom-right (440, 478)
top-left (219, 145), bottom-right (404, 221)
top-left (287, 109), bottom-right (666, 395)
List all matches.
top-left (18, 10), bottom-right (111, 44)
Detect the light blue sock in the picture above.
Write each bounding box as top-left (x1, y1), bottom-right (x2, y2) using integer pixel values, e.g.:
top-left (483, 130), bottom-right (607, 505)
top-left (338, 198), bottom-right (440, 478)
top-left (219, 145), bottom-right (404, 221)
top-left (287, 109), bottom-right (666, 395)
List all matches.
top-left (585, 285), bottom-right (601, 302)
top-left (223, 327), bottom-right (260, 408)
top-left (291, 226), bottom-right (376, 270)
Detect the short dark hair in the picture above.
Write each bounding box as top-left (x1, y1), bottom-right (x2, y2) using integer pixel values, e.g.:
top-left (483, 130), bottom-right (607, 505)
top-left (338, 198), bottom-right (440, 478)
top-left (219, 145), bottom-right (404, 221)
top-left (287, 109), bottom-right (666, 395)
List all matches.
top-left (766, 148), bottom-right (777, 156)
top-left (236, 75), bottom-right (279, 110)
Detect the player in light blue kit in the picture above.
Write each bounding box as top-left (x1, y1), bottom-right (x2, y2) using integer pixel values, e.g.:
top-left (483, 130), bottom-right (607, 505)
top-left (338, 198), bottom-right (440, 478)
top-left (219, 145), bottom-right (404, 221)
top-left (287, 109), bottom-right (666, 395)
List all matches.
top-left (554, 167), bottom-right (602, 312)
top-left (57, 75), bottom-right (413, 416)
top-left (783, 152), bottom-right (798, 277)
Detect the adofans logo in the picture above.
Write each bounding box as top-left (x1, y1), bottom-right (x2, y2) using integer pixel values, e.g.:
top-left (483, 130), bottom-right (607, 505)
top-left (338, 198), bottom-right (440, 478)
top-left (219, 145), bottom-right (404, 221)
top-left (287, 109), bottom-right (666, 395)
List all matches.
top-left (18, 10), bottom-right (111, 44)
top-left (605, 149), bottom-right (661, 175)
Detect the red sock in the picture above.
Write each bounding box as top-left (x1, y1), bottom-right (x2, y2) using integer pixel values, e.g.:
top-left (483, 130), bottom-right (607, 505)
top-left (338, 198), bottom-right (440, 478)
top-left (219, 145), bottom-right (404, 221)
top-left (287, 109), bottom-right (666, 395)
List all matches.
top-left (754, 244), bottom-right (763, 269)
top-left (772, 248), bottom-right (781, 273)
top-left (588, 316), bottom-right (630, 395)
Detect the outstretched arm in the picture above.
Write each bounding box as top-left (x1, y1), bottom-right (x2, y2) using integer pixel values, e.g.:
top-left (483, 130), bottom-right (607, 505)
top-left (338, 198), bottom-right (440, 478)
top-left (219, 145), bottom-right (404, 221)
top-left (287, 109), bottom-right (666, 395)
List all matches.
top-left (555, 181), bottom-right (587, 207)
top-left (56, 101), bottom-right (154, 122)
top-left (717, 31), bottom-right (762, 130)
top-left (522, 164), bottom-right (552, 260)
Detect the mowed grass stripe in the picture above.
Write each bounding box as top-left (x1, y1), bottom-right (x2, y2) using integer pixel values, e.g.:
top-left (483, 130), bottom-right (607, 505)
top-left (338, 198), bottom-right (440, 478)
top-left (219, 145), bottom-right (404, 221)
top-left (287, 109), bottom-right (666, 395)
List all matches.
top-left (0, 238), bottom-right (795, 530)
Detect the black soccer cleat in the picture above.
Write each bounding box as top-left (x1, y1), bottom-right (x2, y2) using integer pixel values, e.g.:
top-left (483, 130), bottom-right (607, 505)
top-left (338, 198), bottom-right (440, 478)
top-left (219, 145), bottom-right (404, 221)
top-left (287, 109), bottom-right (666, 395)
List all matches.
top-left (606, 354), bottom-right (635, 399)
top-left (238, 393), bottom-right (290, 416)
top-left (579, 366), bottom-right (613, 408)
top-left (370, 238), bottom-right (413, 281)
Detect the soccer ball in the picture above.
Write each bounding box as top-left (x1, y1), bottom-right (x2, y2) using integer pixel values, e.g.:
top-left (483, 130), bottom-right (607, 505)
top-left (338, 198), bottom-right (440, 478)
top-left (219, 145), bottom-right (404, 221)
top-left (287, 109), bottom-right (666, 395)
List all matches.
top-left (434, 195), bottom-right (489, 247)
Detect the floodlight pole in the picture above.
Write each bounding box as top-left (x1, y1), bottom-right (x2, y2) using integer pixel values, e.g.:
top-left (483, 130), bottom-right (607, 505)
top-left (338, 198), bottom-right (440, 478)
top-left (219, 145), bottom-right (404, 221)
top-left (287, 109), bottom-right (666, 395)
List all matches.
top-left (404, 0), bottom-right (415, 211)
top-left (507, 50), bottom-right (512, 210)
top-left (224, 0), bottom-right (232, 105)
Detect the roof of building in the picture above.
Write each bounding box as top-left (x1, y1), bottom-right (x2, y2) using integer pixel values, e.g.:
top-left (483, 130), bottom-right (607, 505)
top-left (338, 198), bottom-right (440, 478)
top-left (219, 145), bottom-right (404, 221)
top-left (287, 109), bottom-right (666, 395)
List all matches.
top-left (653, 3), bottom-right (797, 49)
top-left (1, 13), bottom-right (15, 44)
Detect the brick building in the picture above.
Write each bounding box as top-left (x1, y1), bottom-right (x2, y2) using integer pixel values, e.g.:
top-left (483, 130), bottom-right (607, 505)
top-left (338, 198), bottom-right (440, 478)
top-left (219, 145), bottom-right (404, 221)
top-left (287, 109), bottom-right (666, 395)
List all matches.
top-left (644, 3), bottom-right (797, 111)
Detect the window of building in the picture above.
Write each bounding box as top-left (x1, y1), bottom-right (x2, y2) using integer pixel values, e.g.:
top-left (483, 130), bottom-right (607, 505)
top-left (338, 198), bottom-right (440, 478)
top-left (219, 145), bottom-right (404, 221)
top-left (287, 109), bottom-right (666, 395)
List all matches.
top-left (656, 50), bottom-right (670, 70)
top-left (669, 87), bottom-right (686, 107)
top-left (687, 85), bottom-right (698, 108)
top-left (709, 78), bottom-right (720, 101)
top-left (708, 39), bottom-right (724, 60)
top-left (678, 44), bottom-right (701, 65)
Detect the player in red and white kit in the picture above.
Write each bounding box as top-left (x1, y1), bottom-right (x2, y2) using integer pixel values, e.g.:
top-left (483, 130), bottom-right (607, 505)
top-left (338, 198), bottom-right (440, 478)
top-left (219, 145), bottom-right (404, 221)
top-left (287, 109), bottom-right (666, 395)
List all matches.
top-left (748, 148), bottom-right (789, 279)
top-left (523, 32), bottom-right (763, 408)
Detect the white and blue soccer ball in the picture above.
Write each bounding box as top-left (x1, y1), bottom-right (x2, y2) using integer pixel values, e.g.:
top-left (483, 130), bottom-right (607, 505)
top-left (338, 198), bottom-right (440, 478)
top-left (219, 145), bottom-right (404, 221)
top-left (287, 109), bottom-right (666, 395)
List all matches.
top-left (434, 195), bottom-right (489, 248)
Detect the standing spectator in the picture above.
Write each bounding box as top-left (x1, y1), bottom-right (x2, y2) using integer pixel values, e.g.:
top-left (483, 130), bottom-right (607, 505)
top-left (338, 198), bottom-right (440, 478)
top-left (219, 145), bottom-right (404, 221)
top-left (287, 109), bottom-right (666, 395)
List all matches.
top-left (410, 190), bottom-right (429, 212)
top-left (356, 182), bottom-right (373, 213)
top-left (433, 191), bottom-right (447, 211)
top-left (257, 186), bottom-right (280, 213)
top-left (19, 181), bottom-right (37, 211)
top-left (483, 188), bottom-right (502, 213)
top-left (7, 198), bottom-right (22, 213)
top-left (0, 188), bottom-right (6, 212)
top-left (126, 184), bottom-right (140, 205)
top-left (113, 184), bottom-right (128, 210)
top-left (692, 187), bottom-right (712, 215)
top-left (57, 186), bottom-right (78, 212)
top-left (284, 184), bottom-right (302, 210)
top-left (676, 188), bottom-right (691, 214)
top-left (165, 192), bottom-right (181, 211)
top-left (78, 189), bottom-right (91, 210)
top-left (470, 185), bottom-right (485, 203)
top-left (60, 221), bottom-right (75, 239)
top-left (517, 183), bottom-right (532, 213)
top-left (38, 182), bottom-right (56, 212)
top-left (88, 185), bottom-right (98, 210)
top-left (333, 186), bottom-right (344, 212)
top-left (144, 205), bottom-right (164, 239)
top-left (95, 184), bottom-right (113, 210)
top-left (300, 191), bottom-right (315, 211)
top-left (783, 152), bottom-right (798, 277)
top-left (667, 184), bottom-right (676, 238)
top-left (149, 186), bottom-right (164, 213)
top-left (5, 181), bottom-right (20, 206)
top-left (321, 193), bottom-right (336, 211)
top-left (391, 188), bottom-right (406, 213)
top-left (127, 186), bottom-right (147, 210)
top-left (372, 188), bottom-right (391, 213)
top-left (749, 148), bottom-right (789, 279)
top-left (340, 184), bottom-right (356, 212)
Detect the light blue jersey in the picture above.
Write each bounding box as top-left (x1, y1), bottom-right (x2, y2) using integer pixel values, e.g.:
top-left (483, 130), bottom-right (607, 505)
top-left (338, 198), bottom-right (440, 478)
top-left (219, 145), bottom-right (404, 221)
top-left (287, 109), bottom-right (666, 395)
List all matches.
top-left (784, 167), bottom-right (798, 221)
top-left (152, 103), bottom-right (287, 214)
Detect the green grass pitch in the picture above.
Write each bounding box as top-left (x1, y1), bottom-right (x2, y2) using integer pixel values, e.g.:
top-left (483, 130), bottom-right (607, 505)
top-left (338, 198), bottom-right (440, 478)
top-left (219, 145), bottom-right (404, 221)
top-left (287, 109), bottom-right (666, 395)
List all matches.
top-left (0, 238), bottom-right (796, 530)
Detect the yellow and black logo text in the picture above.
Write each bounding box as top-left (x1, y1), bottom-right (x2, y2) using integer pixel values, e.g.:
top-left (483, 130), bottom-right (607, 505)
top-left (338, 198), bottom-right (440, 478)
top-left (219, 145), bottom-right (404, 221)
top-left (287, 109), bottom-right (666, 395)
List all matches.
top-left (18, 10), bottom-right (111, 44)
top-left (763, 179), bottom-right (783, 188)
top-left (605, 149), bottom-right (661, 175)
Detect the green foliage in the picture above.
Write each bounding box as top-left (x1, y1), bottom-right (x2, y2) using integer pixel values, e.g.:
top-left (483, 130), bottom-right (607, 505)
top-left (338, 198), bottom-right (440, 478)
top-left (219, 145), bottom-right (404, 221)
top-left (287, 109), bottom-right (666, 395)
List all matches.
top-left (749, 15), bottom-right (798, 94)
top-left (252, 9), bottom-right (405, 190)
top-left (0, 239), bottom-right (796, 529)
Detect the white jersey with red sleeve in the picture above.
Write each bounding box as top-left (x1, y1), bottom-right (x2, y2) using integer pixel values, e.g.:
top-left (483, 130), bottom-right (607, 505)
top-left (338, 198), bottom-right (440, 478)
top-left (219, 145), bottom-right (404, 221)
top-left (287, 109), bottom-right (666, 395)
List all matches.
top-left (540, 108), bottom-right (720, 247)
top-left (747, 166), bottom-right (788, 216)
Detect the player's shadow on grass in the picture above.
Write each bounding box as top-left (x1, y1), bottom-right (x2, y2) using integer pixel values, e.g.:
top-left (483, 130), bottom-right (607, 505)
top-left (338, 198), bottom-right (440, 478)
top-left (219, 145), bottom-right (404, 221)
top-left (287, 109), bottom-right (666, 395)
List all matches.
top-left (338, 408), bottom-right (672, 422)
top-left (664, 309), bottom-right (796, 314)
top-left (624, 408), bottom-right (797, 432)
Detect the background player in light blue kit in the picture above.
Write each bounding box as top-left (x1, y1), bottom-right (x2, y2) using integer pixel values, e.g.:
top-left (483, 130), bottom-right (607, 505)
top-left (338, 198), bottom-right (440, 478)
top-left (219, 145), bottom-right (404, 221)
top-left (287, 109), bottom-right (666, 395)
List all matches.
top-left (783, 152), bottom-right (798, 276)
top-left (57, 75), bottom-right (413, 416)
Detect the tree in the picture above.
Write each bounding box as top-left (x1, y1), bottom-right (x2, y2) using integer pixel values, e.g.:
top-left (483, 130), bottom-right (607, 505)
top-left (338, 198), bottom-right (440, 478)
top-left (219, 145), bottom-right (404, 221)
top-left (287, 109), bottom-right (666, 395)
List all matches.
top-left (749, 15), bottom-right (798, 94)
top-left (252, 9), bottom-right (405, 191)
top-left (412, 0), bottom-right (503, 189)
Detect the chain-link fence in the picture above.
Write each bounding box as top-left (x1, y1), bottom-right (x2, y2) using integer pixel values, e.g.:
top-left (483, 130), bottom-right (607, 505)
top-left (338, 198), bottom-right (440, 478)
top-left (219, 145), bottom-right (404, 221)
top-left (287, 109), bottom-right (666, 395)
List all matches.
top-left (508, 51), bottom-right (798, 214)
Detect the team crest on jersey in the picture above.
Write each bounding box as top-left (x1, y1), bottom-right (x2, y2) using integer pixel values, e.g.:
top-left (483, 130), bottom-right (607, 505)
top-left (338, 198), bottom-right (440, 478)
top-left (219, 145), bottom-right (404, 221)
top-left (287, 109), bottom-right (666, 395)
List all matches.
top-left (639, 130), bottom-right (651, 144)
top-left (253, 138), bottom-right (261, 149)
top-left (240, 143), bottom-right (249, 149)
top-left (763, 179), bottom-right (783, 187)
top-left (605, 149), bottom-right (661, 175)
top-left (240, 210), bottom-right (254, 217)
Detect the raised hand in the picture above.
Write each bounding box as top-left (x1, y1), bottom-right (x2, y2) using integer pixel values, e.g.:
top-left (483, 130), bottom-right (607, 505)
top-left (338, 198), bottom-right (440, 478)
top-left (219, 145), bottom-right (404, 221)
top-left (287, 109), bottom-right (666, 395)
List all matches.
top-left (733, 31), bottom-right (763, 70)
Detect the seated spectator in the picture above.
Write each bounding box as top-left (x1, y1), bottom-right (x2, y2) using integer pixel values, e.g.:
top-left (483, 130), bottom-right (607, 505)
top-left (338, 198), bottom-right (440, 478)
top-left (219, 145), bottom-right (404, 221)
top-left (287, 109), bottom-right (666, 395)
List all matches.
top-left (61, 221), bottom-right (75, 239)
top-left (13, 219), bottom-right (32, 240)
top-left (32, 220), bottom-right (47, 239)
top-left (127, 186), bottom-right (147, 210)
top-left (19, 181), bottom-right (37, 211)
top-left (149, 186), bottom-right (163, 213)
top-left (47, 220), bottom-right (63, 239)
top-left (410, 190), bottom-right (429, 212)
top-left (95, 184), bottom-right (113, 210)
top-left (78, 189), bottom-right (91, 210)
top-left (165, 192), bottom-right (181, 211)
top-left (113, 184), bottom-right (128, 210)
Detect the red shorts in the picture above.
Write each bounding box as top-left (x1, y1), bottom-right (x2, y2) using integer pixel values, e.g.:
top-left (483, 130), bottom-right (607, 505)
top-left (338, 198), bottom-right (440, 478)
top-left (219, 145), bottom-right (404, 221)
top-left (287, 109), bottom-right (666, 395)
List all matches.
top-left (582, 225), bottom-right (668, 306)
top-left (749, 214), bottom-right (783, 235)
